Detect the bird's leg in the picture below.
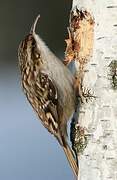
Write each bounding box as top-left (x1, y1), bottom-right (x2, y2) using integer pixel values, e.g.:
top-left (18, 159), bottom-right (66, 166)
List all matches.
top-left (74, 72), bottom-right (85, 104)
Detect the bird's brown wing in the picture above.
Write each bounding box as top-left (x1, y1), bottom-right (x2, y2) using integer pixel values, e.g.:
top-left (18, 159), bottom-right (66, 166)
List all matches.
top-left (34, 72), bottom-right (62, 137)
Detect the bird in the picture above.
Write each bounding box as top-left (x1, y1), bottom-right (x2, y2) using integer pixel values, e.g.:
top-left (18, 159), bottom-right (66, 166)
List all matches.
top-left (18, 14), bottom-right (78, 177)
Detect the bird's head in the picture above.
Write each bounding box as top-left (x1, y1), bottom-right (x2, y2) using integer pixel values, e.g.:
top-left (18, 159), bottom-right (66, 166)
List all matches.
top-left (18, 15), bottom-right (44, 71)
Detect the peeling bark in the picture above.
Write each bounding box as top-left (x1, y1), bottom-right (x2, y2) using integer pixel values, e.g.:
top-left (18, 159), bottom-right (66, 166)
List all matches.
top-left (64, 9), bottom-right (94, 65)
top-left (69, 0), bottom-right (117, 179)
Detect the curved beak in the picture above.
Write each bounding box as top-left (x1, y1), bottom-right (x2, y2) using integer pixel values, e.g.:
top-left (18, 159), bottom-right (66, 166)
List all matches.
top-left (30, 14), bottom-right (40, 34)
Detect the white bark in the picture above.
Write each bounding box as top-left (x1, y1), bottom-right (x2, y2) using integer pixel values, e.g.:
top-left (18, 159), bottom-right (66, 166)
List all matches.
top-left (71, 0), bottom-right (117, 180)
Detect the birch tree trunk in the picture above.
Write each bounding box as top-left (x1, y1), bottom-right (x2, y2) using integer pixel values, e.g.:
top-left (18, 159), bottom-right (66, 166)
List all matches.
top-left (70, 0), bottom-right (117, 179)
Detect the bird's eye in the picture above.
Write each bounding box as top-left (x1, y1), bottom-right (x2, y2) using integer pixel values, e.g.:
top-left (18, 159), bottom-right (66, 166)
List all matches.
top-left (32, 40), bottom-right (35, 47)
top-left (34, 50), bottom-right (40, 59)
top-left (31, 45), bottom-right (40, 60)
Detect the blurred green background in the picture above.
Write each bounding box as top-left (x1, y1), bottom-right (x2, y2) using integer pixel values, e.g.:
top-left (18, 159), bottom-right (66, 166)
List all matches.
top-left (0, 0), bottom-right (74, 180)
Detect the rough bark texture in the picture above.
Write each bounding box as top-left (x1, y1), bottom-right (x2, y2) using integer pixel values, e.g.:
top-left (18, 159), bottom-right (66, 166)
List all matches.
top-left (71, 0), bottom-right (117, 180)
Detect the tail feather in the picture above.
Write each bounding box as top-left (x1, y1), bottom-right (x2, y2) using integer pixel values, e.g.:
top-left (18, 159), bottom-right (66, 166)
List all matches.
top-left (63, 144), bottom-right (79, 177)
top-left (56, 132), bottom-right (78, 177)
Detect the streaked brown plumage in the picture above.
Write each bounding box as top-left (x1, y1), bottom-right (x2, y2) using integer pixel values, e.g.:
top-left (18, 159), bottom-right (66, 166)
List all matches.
top-left (18, 15), bottom-right (78, 177)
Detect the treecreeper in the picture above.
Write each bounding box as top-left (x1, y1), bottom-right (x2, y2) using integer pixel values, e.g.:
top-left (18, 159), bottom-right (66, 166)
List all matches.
top-left (18, 15), bottom-right (78, 177)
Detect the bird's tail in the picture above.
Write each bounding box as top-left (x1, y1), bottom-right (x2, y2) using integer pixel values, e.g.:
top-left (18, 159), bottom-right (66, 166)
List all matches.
top-left (62, 144), bottom-right (79, 178)
top-left (56, 131), bottom-right (78, 178)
